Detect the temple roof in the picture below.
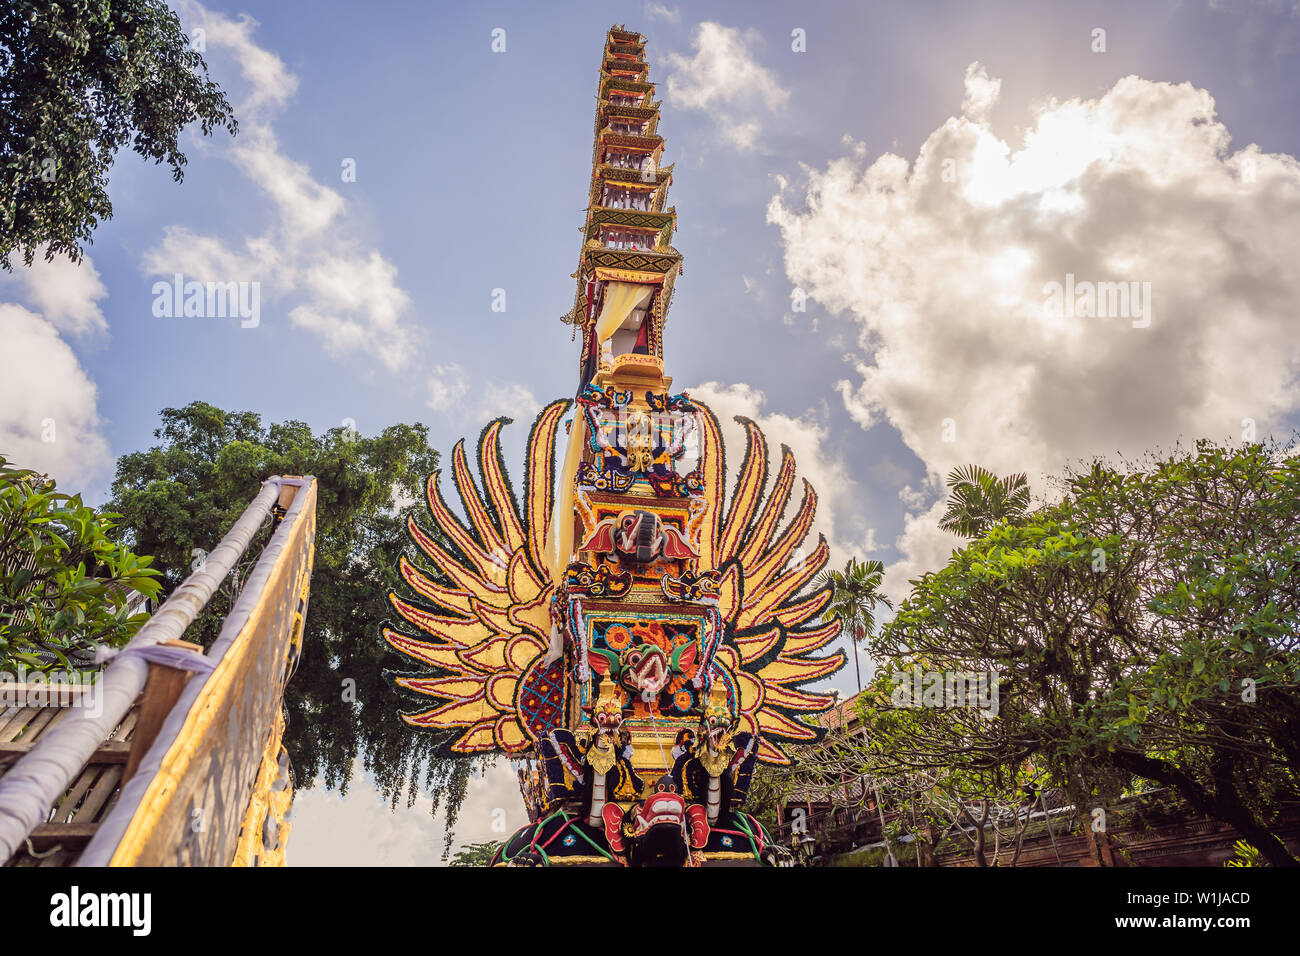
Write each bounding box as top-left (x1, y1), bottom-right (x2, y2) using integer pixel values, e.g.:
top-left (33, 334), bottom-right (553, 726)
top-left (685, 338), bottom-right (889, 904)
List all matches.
top-left (595, 165), bottom-right (672, 187)
top-left (598, 130), bottom-right (664, 150)
top-left (580, 246), bottom-right (682, 274)
top-left (608, 26), bottom-right (645, 45)
top-left (600, 75), bottom-right (655, 96)
top-left (587, 207), bottom-right (675, 232)
top-left (600, 104), bottom-right (660, 121)
top-left (565, 28), bottom-right (683, 332)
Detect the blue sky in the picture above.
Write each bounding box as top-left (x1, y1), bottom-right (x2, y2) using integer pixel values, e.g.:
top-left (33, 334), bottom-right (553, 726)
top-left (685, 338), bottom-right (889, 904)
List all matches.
top-left (3, 0), bottom-right (1300, 862)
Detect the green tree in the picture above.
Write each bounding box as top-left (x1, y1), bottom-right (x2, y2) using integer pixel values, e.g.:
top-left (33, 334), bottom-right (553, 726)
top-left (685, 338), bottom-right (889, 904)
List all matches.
top-left (1, 0), bottom-right (236, 270)
top-left (1224, 839), bottom-right (1267, 868)
top-left (0, 455), bottom-right (161, 670)
top-left (938, 464), bottom-right (1031, 538)
top-left (877, 440), bottom-right (1300, 866)
top-left (770, 667), bottom-right (1045, 867)
top-left (107, 402), bottom-right (477, 852)
top-left (852, 671), bottom-right (1048, 867)
top-left (817, 558), bottom-right (892, 692)
top-left (1062, 442), bottom-right (1300, 865)
top-left (447, 840), bottom-right (502, 867)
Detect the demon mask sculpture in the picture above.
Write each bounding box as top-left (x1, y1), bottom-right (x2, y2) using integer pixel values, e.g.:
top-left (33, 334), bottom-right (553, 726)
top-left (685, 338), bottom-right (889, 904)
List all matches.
top-left (603, 774), bottom-right (709, 867)
top-left (579, 509), bottom-right (698, 564)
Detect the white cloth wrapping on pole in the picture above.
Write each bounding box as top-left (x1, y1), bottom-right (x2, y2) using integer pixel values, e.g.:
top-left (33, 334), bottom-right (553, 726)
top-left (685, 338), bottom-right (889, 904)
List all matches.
top-left (77, 476), bottom-right (311, 866)
top-left (0, 477), bottom-right (285, 864)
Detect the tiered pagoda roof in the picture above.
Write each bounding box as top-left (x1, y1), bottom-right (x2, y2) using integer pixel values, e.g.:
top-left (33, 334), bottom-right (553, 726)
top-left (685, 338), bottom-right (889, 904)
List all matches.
top-left (564, 26), bottom-right (683, 376)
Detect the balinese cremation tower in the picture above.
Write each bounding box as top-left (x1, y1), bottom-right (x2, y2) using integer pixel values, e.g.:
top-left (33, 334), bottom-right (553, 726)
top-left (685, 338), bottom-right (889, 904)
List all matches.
top-left (384, 25), bottom-right (844, 866)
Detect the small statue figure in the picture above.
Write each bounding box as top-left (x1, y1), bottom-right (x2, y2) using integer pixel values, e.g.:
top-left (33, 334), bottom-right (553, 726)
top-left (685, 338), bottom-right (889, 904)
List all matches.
top-left (539, 678), bottom-right (643, 826)
top-left (672, 685), bottom-right (758, 825)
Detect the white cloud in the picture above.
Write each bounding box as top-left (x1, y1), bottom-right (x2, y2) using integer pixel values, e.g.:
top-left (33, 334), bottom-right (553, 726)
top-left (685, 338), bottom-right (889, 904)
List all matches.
top-left (644, 2), bottom-right (681, 23)
top-left (664, 23), bottom-right (789, 152)
top-left (232, 137), bottom-right (344, 238)
top-left (287, 252), bottom-right (412, 365)
top-left (768, 66), bottom-right (1300, 599)
top-left (146, 3), bottom-right (415, 371)
top-left (288, 759), bottom-right (526, 866)
top-left (0, 304), bottom-right (110, 490)
top-left (426, 363), bottom-right (471, 414)
top-left (426, 364), bottom-right (539, 427)
top-left (0, 250), bottom-right (112, 491)
top-left (960, 61), bottom-right (1002, 124)
top-left (478, 382), bottom-right (542, 423)
top-left (1, 252), bottom-right (108, 336)
top-left (722, 118), bottom-right (762, 151)
top-left (689, 381), bottom-right (880, 567)
top-left (180, 3), bottom-right (297, 113)
top-left (140, 226), bottom-right (277, 286)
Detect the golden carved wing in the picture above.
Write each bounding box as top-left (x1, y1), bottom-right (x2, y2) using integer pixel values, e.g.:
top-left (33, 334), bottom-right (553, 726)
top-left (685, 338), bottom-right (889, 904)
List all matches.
top-left (384, 399), bottom-right (844, 764)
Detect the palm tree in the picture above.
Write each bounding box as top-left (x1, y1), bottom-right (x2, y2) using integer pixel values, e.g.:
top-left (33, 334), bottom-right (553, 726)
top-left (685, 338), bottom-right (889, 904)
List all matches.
top-left (817, 558), bottom-right (892, 693)
top-left (938, 464), bottom-right (1031, 539)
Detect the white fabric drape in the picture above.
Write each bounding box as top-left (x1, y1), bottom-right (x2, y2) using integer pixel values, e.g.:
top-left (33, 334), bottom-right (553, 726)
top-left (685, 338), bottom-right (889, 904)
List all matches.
top-left (594, 281), bottom-right (653, 350)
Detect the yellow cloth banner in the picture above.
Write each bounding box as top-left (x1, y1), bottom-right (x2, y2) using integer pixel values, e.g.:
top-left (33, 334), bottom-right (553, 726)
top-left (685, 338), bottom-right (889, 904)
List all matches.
top-left (549, 414), bottom-right (587, 580)
top-left (594, 281), bottom-right (653, 349)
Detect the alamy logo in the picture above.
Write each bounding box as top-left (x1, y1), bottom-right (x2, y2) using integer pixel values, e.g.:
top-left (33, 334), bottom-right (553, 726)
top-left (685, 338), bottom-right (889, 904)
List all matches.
top-left (890, 664), bottom-right (1000, 717)
top-left (1041, 273), bottom-right (1152, 328)
top-left (0, 668), bottom-right (103, 719)
top-left (151, 273), bottom-right (260, 328)
top-left (49, 886), bottom-right (151, 936)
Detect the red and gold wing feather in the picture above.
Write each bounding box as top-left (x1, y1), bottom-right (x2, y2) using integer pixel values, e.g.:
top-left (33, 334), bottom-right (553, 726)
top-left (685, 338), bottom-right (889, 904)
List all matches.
top-left (694, 403), bottom-right (846, 766)
top-left (384, 401), bottom-right (567, 754)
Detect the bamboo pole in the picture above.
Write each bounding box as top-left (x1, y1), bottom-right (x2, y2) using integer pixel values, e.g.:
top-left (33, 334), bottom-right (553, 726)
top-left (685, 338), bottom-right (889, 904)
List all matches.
top-left (0, 478), bottom-right (285, 863)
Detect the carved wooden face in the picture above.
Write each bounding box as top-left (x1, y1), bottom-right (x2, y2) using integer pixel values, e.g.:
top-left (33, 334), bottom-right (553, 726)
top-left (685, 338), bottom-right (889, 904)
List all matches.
top-left (591, 698), bottom-right (624, 747)
top-left (636, 775), bottom-right (686, 834)
top-left (699, 700), bottom-right (735, 754)
top-left (619, 643), bottom-right (670, 698)
top-left (615, 510), bottom-right (663, 563)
